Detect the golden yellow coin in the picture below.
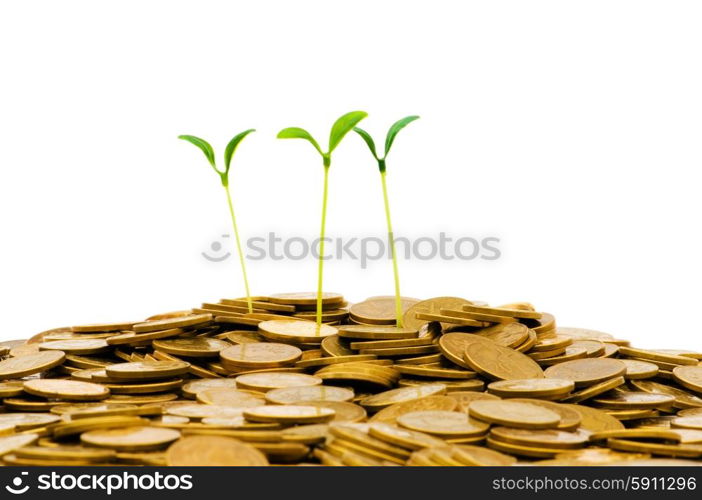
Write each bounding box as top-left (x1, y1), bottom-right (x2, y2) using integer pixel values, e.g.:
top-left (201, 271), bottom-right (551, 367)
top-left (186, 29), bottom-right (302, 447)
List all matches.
top-left (463, 337), bottom-right (544, 380)
top-left (337, 325), bottom-right (418, 340)
top-left (0, 434), bottom-right (39, 455)
top-left (621, 359), bottom-right (659, 379)
top-left (544, 358), bottom-right (626, 387)
top-left (55, 403), bottom-right (140, 419)
top-left (394, 365), bottom-right (475, 380)
top-left (196, 388), bottom-right (265, 407)
top-left (536, 346), bottom-right (589, 366)
top-left (438, 332), bottom-right (489, 368)
top-left (631, 379), bottom-right (702, 409)
top-left (258, 320), bottom-right (337, 344)
top-left (224, 330), bottom-right (267, 344)
top-left (296, 354), bottom-right (378, 368)
top-left (359, 384), bottom-right (446, 412)
top-left (439, 307), bottom-right (516, 324)
top-left (370, 396), bottom-right (458, 424)
top-left (234, 372), bottom-right (322, 392)
top-left (397, 410), bottom-right (489, 437)
top-left (220, 342), bottom-right (301, 370)
top-left (469, 400), bottom-right (561, 429)
top-left (358, 345), bottom-right (439, 357)
top-left (490, 426), bottom-right (590, 448)
top-left (166, 435), bottom-right (269, 466)
top-left (671, 416), bottom-right (702, 430)
top-left (557, 327), bottom-right (615, 342)
top-left (0, 381), bottom-right (26, 397)
top-left (560, 403), bottom-right (624, 432)
top-left (81, 425), bottom-right (180, 451)
top-left (316, 370), bottom-right (395, 388)
top-left (349, 297), bottom-right (419, 325)
top-left (151, 337), bottom-right (230, 358)
top-left (350, 337), bottom-right (435, 351)
top-left (397, 378), bottom-right (485, 392)
top-left (71, 322), bottom-right (136, 333)
top-left (133, 313), bottom-right (212, 333)
top-left (368, 423), bottom-right (447, 450)
top-left (532, 335), bottom-right (574, 352)
top-left (560, 375), bottom-right (626, 403)
top-left (506, 398), bottom-right (581, 431)
top-left (487, 378), bottom-right (574, 399)
top-left (243, 405), bottom-right (335, 424)
top-left (107, 328), bottom-right (185, 346)
top-left (0, 350), bottom-right (66, 379)
top-left (106, 360), bottom-right (190, 380)
top-left (395, 353), bottom-right (443, 365)
top-left (181, 379), bottom-right (238, 398)
top-left (486, 436), bottom-right (560, 458)
top-left (415, 312), bottom-right (487, 327)
top-left (265, 385), bottom-right (354, 404)
top-left (39, 339), bottom-right (109, 354)
top-left (474, 323), bottom-right (531, 348)
top-left (589, 428), bottom-right (682, 442)
top-left (460, 303), bottom-right (542, 320)
top-left (452, 444), bottom-right (518, 465)
top-left (402, 297), bottom-right (473, 331)
top-left (0, 413), bottom-right (61, 430)
top-left (301, 401), bottom-right (367, 423)
top-left (104, 393), bottom-right (178, 404)
top-left (606, 408), bottom-right (659, 420)
top-left (320, 335), bottom-right (355, 356)
top-left (23, 379), bottom-right (110, 401)
top-left (15, 445), bottom-right (116, 462)
top-left (446, 391), bottom-right (500, 411)
top-left (105, 378), bottom-right (184, 394)
top-left (619, 346), bottom-right (698, 366)
top-left (593, 391), bottom-right (675, 409)
top-left (330, 425), bottom-right (410, 460)
top-left (268, 292), bottom-right (344, 306)
top-left (607, 438), bottom-right (702, 458)
top-left (165, 404), bottom-right (245, 420)
top-left (672, 365), bottom-right (702, 393)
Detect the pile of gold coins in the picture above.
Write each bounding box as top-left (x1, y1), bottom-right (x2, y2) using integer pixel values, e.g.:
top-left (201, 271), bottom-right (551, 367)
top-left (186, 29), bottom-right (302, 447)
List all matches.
top-left (1, 293), bottom-right (702, 466)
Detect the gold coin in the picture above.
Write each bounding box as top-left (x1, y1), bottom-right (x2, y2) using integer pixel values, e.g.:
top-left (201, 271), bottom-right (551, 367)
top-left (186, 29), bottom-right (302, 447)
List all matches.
top-left (301, 401), bottom-right (367, 423)
top-left (536, 346), bottom-right (589, 366)
top-left (151, 337), bottom-right (230, 358)
top-left (71, 322), bottom-right (136, 333)
top-left (337, 325), bottom-right (418, 340)
top-left (220, 342), bottom-right (301, 370)
top-left (0, 381), bottom-right (25, 398)
top-left (15, 445), bottom-right (116, 462)
top-left (567, 339), bottom-right (605, 357)
top-left (320, 335), bottom-right (355, 356)
top-left (358, 345), bottom-right (439, 357)
top-left (196, 388), bottom-right (265, 406)
top-left (394, 365), bottom-right (476, 380)
top-left (234, 372), bottom-right (322, 392)
top-left (107, 329), bottom-right (185, 346)
top-left (0, 434), bottom-right (39, 455)
top-left (55, 403), bottom-right (140, 419)
top-left (671, 416), bottom-right (702, 430)
top-left (402, 297), bottom-right (473, 331)
top-left (619, 346), bottom-right (698, 366)
top-left (368, 423), bottom-right (447, 450)
top-left (268, 292), bottom-right (344, 306)
top-left (507, 398), bottom-right (582, 431)
top-left (621, 359), bottom-right (659, 379)
top-left (531, 335), bottom-right (574, 352)
top-left (165, 404), bottom-right (246, 420)
top-left (395, 354), bottom-right (443, 365)
top-left (544, 358), bottom-right (626, 387)
top-left (631, 379), bottom-right (702, 409)
top-left (468, 400), bottom-right (561, 429)
top-left (223, 298), bottom-right (296, 313)
top-left (370, 396), bottom-right (458, 424)
top-left (397, 378), bottom-right (485, 392)
top-left (224, 330), bottom-right (267, 344)
top-left (0, 351), bottom-right (66, 379)
top-left (105, 378), bottom-right (184, 394)
top-left (672, 365), bottom-right (702, 393)
top-left (607, 438), bottom-right (702, 458)
top-left (486, 436), bottom-right (559, 458)
top-left (593, 391), bottom-right (675, 409)
top-left (452, 444), bottom-right (518, 465)
top-left (23, 379), bottom-right (110, 401)
top-left (349, 337), bottom-right (435, 351)
top-left (439, 308), bottom-right (516, 324)
top-left (463, 337), bottom-right (544, 380)
top-left (560, 375), bottom-right (626, 403)
top-left (133, 313), bottom-right (212, 333)
top-left (446, 391), bottom-right (500, 411)
top-left (265, 385), bottom-right (354, 404)
top-left (359, 384), bottom-right (447, 412)
top-left (397, 410), bottom-right (489, 438)
top-left (490, 426), bottom-right (590, 449)
top-left (316, 370), bottom-right (395, 388)
top-left (166, 435), bottom-right (269, 466)
top-left (414, 312), bottom-right (486, 327)
top-left (180, 379), bottom-right (237, 398)
top-left (0, 413), bottom-right (61, 430)
top-left (461, 303), bottom-right (542, 320)
top-left (296, 354), bottom-right (378, 368)
top-left (561, 404), bottom-right (624, 432)
top-left (487, 378), bottom-right (574, 399)
top-left (438, 332), bottom-right (489, 368)
top-left (350, 297), bottom-right (419, 325)
top-left (243, 405), bottom-right (335, 424)
top-left (258, 320), bottom-right (337, 344)
top-left (106, 361), bottom-right (190, 380)
top-left (474, 323), bottom-right (531, 348)
top-left (104, 393), bottom-right (178, 404)
top-left (39, 339), bottom-right (109, 354)
top-left (589, 428), bottom-right (682, 442)
top-left (81, 426), bottom-right (181, 451)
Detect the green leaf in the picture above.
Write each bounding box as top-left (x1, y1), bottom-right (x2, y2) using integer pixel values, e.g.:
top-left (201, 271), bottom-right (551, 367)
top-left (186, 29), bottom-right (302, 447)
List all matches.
top-left (178, 135), bottom-right (217, 169)
top-left (384, 115), bottom-right (420, 158)
top-left (277, 127), bottom-right (323, 156)
top-left (353, 127), bottom-right (378, 160)
top-left (328, 111), bottom-right (368, 153)
top-left (224, 129), bottom-right (256, 173)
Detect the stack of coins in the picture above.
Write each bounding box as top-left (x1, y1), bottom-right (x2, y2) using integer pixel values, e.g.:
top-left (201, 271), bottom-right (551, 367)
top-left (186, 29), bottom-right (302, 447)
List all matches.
top-left (0, 294), bottom-right (701, 466)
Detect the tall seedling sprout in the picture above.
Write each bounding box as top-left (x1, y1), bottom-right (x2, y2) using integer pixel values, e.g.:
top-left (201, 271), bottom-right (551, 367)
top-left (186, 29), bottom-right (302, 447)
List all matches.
top-left (277, 111), bottom-right (368, 327)
top-left (353, 116), bottom-right (420, 328)
top-left (178, 130), bottom-right (256, 313)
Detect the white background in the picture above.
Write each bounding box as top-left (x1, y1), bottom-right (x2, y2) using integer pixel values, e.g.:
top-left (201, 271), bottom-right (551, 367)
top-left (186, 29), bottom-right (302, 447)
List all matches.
top-left (1, 1), bottom-right (701, 349)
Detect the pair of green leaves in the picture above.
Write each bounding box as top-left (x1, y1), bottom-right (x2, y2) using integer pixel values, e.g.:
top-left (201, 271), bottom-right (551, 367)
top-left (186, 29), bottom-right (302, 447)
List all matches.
top-left (178, 129), bottom-right (256, 185)
top-left (353, 116), bottom-right (420, 172)
top-left (277, 111), bottom-right (368, 166)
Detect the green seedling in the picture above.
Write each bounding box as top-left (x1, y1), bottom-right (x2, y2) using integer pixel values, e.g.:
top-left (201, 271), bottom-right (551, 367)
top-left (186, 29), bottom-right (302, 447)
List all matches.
top-left (353, 116), bottom-right (420, 328)
top-left (277, 111), bottom-right (368, 327)
top-left (178, 130), bottom-right (256, 313)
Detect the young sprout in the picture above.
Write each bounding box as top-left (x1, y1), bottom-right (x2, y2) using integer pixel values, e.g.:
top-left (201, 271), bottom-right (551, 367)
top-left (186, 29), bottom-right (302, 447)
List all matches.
top-left (353, 116), bottom-right (420, 328)
top-left (178, 130), bottom-right (256, 313)
top-left (277, 111), bottom-right (368, 327)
